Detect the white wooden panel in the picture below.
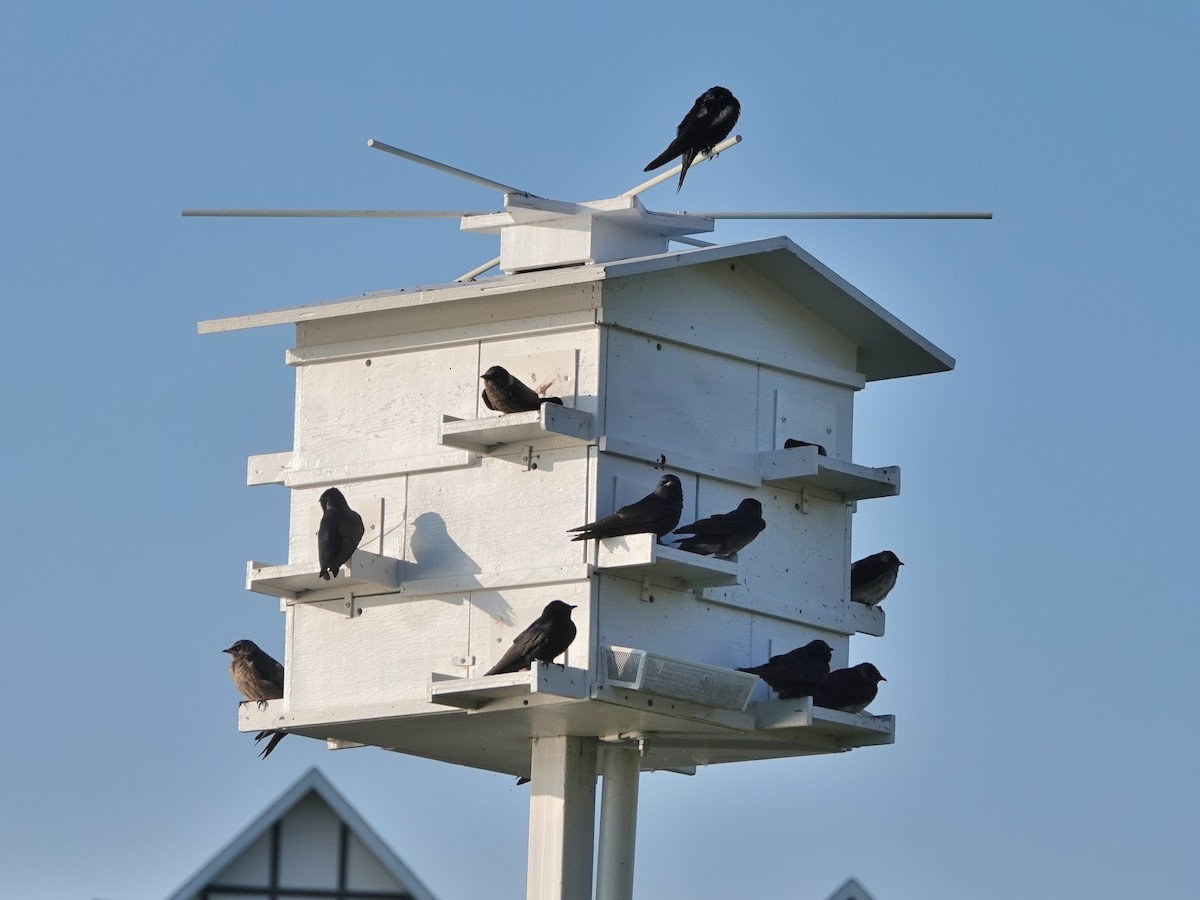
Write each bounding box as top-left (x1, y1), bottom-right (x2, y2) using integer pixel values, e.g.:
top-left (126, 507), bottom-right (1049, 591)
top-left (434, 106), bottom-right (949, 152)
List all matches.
top-left (287, 593), bottom-right (471, 707)
top-left (402, 449), bottom-right (588, 582)
top-left (601, 265), bottom-right (861, 379)
top-left (292, 281), bottom-right (601, 349)
top-left (724, 485), bottom-right (849, 617)
top-left (470, 581), bottom-right (592, 676)
top-left (277, 794), bottom-right (339, 889)
top-left (294, 343), bottom-right (479, 476)
top-left (345, 833), bottom-right (406, 892)
top-left (595, 576), bottom-right (752, 672)
top-left (757, 369), bottom-right (855, 457)
top-left (602, 332), bottom-right (758, 468)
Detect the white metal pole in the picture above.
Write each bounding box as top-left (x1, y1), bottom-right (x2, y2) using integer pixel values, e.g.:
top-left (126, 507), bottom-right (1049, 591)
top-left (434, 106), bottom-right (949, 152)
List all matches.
top-left (527, 735), bottom-right (599, 900)
top-left (367, 139), bottom-right (533, 196)
top-left (595, 748), bottom-right (640, 900)
top-left (620, 134), bottom-right (743, 198)
top-left (683, 210), bottom-right (993, 219)
top-left (180, 209), bottom-right (484, 218)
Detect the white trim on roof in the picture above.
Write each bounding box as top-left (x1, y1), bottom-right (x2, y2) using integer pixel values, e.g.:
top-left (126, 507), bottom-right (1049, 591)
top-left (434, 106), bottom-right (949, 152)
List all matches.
top-left (166, 767), bottom-right (437, 900)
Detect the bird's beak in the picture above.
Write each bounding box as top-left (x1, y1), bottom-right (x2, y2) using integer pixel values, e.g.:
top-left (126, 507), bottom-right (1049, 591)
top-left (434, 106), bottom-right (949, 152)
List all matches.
top-left (569, 604), bottom-right (578, 608)
top-left (222, 647), bottom-right (234, 654)
top-left (880, 675), bottom-right (887, 681)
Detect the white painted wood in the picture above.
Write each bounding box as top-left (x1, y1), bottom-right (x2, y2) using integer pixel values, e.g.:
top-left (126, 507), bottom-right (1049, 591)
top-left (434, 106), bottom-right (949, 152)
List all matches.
top-left (526, 735), bottom-right (598, 900)
top-left (595, 533), bottom-right (740, 590)
top-left (429, 663), bottom-right (589, 709)
top-left (758, 446), bottom-right (900, 501)
top-left (601, 332), bottom-right (759, 471)
top-left (247, 451), bottom-right (292, 486)
top-left (247, 549), bottom-right (401, 601)
top-left (595, 748), bottom-right (640, 900)
top-left (774, 389), bottom-right (839, 457)
top-left (440, 406), bottom-right (595, 455)
top-left (293, 343), bottom-right (479, 480)
top-left (597, 435), bottom-right (760, 487)
top-left (601, 264), bottom-right (861, 380)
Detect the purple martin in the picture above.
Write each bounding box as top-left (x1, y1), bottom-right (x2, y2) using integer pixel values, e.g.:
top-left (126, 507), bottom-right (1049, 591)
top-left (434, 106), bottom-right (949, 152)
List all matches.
top-left (643, 86), bottom-right (741, 191)
top-left (568, 474), bottom-right (684, 542)
top-left (484, 600), bottom-right (578, 676)
top-left (851, 550), bottom-right (903, 607)
top-left (224, 639), bottom-right (287, 759)
top-left (481, 365), bottom-right (563, 414)
top-left (784, 438), bottom-right (828, 456)
top-left (318, 487), bottom-right (365, 580)
top-left (812, 662), bottom-right (886, 713)
top-left (737, 639), bottom-right (833, 699)
top-left (672, 498), bottom-right (765, 559)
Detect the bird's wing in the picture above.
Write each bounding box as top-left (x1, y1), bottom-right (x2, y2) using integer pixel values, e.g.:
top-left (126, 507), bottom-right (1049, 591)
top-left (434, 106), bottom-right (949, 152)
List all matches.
top-left (481, 388), bottom-right (497, 411)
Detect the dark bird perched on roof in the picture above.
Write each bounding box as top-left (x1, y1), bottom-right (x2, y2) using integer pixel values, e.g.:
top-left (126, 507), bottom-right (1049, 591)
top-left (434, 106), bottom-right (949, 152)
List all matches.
top-left (850, 550), bottom-right (904, 607)
top-left (643, 86), bottom-right (741, 191)
top-left (224, 639), bottom-right (287, 759)
top-left (811, 662), bottom-right (886, 713)
top-left (737, 639), bottom-right (833, 699)
top-left (481, 365), bottom-right (563, 414)
top-left (484, 600), bottom-right (578, 676)
top-left (671, 498), bottom-right (766, 559)
top-left (784, 437), bottom-right (828, 456)
top-left (317, 488), bottom-right (365, 580)
top-left (568, 474), bottom-right (683, 542)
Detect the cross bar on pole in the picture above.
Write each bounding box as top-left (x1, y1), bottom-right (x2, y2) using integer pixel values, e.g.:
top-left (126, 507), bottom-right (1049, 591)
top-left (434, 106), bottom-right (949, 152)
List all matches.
top-left (620, 135), bottom-right (743, 198)
top-left (367, 139), bottom-right (534, 196)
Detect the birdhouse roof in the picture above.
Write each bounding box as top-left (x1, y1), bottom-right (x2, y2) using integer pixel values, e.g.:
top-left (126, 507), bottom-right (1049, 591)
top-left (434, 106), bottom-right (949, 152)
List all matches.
top-left (199, 236), bottom-right (953, 382)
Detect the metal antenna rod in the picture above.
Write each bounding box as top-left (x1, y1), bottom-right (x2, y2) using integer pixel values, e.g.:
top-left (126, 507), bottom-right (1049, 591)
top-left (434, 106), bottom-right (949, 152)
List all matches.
top-left (182, 209), bottom-right (486, 218)
top-left (456, 255), bottom-right (502, 283)
top-left (367, 139), bottom-right (534, 196)
top-left (686, 210), bottom-right (993, 220)
top-left (620, 135), bottom-right (743, 198)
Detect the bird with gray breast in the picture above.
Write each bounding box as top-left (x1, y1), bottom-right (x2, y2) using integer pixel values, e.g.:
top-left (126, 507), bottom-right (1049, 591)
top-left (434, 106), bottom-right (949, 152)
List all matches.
top-left (224, 639), bottom-right (287, 759)
top-left (480, 365), bottom-right (563, 414)
top-left (644, 86), bottom-right (741, 191)
top-left (568, 474), bottom-right (684, 542)
top-left (850, 550), bottom-right (904, 607)
top-left (671, 497), bottom-right (765, 559)
top-left (811, 662), bottom-right (886, 713)
top-left (317, 487), bottom-right (365, 580)
top-left (737, 639), bottom-right (833, 699)
top-left (484, 600), bottom-right (578, 676)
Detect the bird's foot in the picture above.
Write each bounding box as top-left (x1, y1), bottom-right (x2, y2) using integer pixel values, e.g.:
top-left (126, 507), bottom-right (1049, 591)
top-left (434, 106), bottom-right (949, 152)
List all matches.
top-left (256, 699), bottom-right (270, 710)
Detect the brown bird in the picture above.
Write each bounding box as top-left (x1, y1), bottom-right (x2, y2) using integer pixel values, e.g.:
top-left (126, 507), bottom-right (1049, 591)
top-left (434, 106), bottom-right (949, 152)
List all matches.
top-left (481, 365), bottom-right (563, 414)
top-left (568, 474), bottom-right (683, 542)
top-left (318, 488), bottom-right (365, 580)
top-left (737, 639), bottom-right (832, 699)
top-left (811, 662), bottom-right (886, 713)
top-left (644, 86), bottom-right (741, 191)
top-left (224, 639), bottom-right (286, 759)
top-left (484, 600), bottom-right (578, 676)
top-left (850, 550), bottom-right (903, 607)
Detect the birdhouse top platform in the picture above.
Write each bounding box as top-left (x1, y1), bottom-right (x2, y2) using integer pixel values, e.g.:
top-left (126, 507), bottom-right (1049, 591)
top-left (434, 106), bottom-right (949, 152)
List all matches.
top-left (198, 236), bottom-right (954, 383)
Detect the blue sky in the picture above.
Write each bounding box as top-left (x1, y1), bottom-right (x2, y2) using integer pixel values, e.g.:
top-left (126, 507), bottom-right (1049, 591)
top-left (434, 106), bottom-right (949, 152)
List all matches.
top-left (2, 3), bottom-right (1197, 898)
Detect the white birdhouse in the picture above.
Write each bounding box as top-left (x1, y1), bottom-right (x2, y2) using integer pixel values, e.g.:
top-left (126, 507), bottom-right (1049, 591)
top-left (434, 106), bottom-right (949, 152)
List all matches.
top-left (202, 224), bottom-right (952, 780)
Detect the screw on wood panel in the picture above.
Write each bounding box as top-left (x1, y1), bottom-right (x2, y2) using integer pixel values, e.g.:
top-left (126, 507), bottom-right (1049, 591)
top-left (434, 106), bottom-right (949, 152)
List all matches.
top-left (654, 453), bottom-right (667, 470)
top-left (521, 446), bottom-right (539, 470)
top-left (640, 576), bottom-right (654, 603)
